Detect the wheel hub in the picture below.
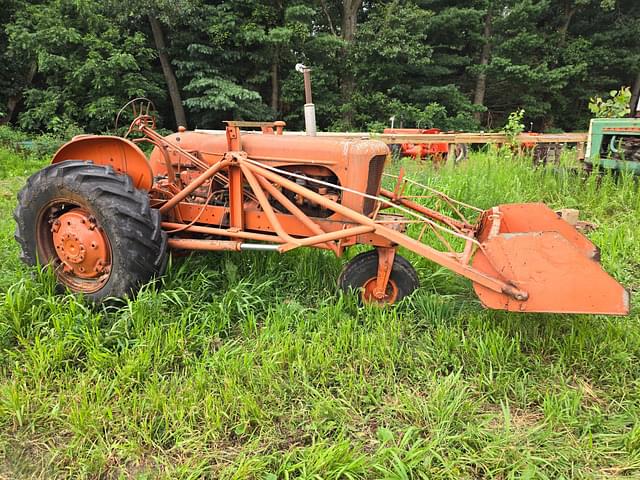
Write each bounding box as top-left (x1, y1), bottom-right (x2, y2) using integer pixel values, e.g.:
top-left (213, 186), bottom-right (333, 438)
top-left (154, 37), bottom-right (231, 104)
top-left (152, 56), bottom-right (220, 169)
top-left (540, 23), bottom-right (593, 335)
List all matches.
top-left (52, 209), bottom-right (110, 279)
top-left (362, 278), bottom-right (399, 304)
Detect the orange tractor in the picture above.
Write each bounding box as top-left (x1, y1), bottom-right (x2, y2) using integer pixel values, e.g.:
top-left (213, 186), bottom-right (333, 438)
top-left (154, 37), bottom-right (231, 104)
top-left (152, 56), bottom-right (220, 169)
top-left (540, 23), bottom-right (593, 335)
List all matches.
top-left (14, 100), bottom-right (628, 314)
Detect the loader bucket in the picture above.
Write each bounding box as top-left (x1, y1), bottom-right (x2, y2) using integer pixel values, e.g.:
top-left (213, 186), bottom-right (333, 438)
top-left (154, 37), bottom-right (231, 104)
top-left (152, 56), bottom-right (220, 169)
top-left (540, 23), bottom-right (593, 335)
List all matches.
top-left (472, 203), bottom-right (629, 315)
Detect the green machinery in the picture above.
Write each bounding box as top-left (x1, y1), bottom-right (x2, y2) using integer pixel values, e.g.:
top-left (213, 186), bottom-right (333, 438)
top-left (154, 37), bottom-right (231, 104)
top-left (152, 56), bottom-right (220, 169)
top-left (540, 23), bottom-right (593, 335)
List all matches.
top-left (585, 118), bottom-right (640, 174)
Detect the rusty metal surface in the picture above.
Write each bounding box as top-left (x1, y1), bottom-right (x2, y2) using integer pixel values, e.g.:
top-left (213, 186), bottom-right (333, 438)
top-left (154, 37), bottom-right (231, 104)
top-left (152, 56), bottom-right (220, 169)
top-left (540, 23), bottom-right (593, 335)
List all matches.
top-left (149, 130), bottom-right (389, 217)
top-left (373, 247), bottom-right (396, 301)
top-left (37, 202), bottom-right (112, 294)
top-left (52, 136), bottom-right (153, 190)
top-left (363, 277), bottom-right (399, 304)
top-left (167, 238), bottom-right (241, 251)
top-left (476, 203), bottom-right (598, 259)
top-left (472, 231), bottom-right (628, 315)
top-left (52, 209), bottom-right (111, 281)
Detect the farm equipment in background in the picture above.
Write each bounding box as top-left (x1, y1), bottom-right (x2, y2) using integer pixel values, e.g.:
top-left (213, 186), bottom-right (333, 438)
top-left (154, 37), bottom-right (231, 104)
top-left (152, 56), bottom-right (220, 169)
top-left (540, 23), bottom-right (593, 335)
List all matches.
top-left (584, 118), bottom-right (640, 174)
top-left (13, 99), bottom-right (629, 315)
top-left (383, 128), bottom-right (468, 164)
top-left (518, 132), bottom-right (565, 165)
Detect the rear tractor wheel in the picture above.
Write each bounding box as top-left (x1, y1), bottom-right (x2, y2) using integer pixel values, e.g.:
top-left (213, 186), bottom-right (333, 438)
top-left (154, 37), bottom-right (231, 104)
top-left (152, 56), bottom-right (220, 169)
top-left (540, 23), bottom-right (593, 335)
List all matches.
top-left (14, 161), bottom-right (167, 302)
top-left (338, 249), bottom-right (419, 305)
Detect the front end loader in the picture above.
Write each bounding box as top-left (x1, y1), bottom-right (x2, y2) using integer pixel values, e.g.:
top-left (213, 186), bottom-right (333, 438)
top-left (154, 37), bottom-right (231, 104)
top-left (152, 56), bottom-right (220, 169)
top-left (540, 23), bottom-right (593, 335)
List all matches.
top-left (14, 101), bottom-right (629, 314)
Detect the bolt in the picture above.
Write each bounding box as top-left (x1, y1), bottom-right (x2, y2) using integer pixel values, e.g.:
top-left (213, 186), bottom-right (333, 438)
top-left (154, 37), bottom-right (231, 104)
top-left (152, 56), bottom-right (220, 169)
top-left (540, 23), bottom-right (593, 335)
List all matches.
top-left (374, 291), bottom-right (385, 300)
top-left (91, 242), bottom-right (97, 249)
top-left (79, 267), bottom-right (85, 273)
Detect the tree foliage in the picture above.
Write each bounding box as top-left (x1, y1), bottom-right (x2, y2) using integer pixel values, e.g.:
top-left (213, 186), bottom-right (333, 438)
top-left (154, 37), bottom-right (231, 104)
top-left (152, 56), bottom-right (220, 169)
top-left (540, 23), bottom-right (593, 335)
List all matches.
top-left (0, 0), bottom-right (638, 133)
top-left (589, 87), bottom-right (632, 118)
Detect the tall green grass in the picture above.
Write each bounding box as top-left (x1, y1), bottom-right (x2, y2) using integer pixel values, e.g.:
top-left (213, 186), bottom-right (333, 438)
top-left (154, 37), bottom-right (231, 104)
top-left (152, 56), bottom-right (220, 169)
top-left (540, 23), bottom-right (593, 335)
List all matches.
top-left (0, 146), bottom-right (638, 479)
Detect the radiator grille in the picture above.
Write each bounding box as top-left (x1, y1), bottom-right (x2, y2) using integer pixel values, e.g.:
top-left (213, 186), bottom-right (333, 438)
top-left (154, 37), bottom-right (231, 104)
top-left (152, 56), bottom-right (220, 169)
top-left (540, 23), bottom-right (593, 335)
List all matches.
top-left (363, 155), bottom-right (386, 215)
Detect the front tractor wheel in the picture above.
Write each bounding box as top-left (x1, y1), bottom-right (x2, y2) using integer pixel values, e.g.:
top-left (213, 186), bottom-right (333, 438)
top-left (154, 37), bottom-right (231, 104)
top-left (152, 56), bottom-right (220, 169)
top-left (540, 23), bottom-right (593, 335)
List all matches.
top-left (338, 250), bottom-right (419, 305)
top-left (14, 161), bottom-right (167, 302)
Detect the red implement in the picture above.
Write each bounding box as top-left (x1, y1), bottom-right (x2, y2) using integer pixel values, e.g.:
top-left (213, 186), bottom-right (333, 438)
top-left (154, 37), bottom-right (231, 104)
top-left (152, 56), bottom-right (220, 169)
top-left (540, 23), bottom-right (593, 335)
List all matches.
top-left (383, 128), bottom-right (449, 159)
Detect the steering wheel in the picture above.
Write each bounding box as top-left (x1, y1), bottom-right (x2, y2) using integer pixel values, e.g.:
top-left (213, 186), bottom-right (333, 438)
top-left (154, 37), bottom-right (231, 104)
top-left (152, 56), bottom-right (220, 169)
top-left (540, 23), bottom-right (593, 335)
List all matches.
top-left (115, 97), bottom-right (158, 136)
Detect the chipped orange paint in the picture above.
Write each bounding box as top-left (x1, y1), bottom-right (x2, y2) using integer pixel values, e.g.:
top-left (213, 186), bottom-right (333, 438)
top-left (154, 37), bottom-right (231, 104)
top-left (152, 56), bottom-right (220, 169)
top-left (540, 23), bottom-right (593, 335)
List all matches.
top-left (52, 136), bottom-right (153, 190)
top-left (52, 208), bottom-right (111, 281)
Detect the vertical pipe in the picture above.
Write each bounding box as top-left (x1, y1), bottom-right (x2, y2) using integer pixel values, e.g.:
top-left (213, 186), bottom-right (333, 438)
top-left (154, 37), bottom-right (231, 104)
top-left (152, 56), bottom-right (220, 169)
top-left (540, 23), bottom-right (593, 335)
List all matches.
top-left (304, 104), bottom-right (317, 137)
top-left (303, 69), bottom-right (313, 104)
top-left (296, 64), bottom-right (317, 137)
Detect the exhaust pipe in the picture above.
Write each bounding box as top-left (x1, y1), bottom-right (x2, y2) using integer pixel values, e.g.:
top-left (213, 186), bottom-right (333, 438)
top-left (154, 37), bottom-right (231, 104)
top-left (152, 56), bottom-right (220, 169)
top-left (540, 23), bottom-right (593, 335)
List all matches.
top-left (296, 63), bottom-right (316, 136)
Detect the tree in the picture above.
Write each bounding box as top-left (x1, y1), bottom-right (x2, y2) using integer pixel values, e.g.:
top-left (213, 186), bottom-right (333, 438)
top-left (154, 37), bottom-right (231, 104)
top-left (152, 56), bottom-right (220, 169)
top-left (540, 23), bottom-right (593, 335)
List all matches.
top-left (346, 1), bottom-right (438, 129)
top-left (170, 1), bottom-right (278, 128)
top-left (472, 7), bottom-right (492, 123)
top-left (104, 0), bottom-right (200, 129)
top-left (0, 0), bottom-right (34, 125)
top-left (1, 0), bottom-right (639, 133)
top-left (148, 13), bottom-right (188, 127)
top-left (551, 0), bottom-right (640, 127)
top-left (313, 0), bottom-right (365, 127)
top-left (5, 0), bottom-right (163, 133)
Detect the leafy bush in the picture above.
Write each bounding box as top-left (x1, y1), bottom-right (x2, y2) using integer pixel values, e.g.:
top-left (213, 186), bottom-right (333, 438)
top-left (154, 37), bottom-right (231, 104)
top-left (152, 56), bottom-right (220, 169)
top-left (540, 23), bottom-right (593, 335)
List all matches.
top-left (0, 125), bottom-right (30, 146)
top-left (0, 125), bottom-right (82, 158)
top-left (503, 109), bottom-right (525, 144)
top-left (589, 87), bottom-right (631, 118)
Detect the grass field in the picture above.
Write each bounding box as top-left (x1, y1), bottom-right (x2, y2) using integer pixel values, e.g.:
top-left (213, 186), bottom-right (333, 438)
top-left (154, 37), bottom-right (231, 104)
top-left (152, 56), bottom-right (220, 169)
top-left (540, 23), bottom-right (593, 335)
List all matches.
top-left (0, 146), bottom-right (639, 479)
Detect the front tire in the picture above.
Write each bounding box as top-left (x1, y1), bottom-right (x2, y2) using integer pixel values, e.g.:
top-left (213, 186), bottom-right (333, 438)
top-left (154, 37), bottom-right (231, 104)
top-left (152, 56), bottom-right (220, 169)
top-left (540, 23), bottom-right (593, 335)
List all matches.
top-left (338, 250), bottom-right (419, 305)
top-left (14, 161), bottom-right (167, 302)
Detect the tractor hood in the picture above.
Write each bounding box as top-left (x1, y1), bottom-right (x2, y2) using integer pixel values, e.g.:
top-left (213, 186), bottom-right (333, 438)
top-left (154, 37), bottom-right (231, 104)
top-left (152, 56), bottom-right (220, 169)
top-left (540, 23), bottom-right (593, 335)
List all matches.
top-left (149, 130), bottom-right (390, 176)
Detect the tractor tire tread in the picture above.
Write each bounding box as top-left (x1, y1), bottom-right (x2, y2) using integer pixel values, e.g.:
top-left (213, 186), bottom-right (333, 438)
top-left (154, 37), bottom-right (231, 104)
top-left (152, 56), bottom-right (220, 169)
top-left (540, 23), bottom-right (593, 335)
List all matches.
top-left (14, 160), bottom-right (167, 302)
top-left (338, 250), bottom-right (419, 304)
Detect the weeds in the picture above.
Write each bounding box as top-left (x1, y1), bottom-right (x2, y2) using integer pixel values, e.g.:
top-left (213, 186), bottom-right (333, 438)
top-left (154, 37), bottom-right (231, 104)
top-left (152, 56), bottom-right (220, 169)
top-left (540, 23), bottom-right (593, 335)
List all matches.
top-left (0, 146), bottom-right (638, 478)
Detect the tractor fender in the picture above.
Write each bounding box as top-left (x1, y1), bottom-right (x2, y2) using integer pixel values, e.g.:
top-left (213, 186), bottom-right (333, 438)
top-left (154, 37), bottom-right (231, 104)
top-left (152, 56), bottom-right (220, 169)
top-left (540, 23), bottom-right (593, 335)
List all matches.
top-left (52, 135), bottom-right (153, 190)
